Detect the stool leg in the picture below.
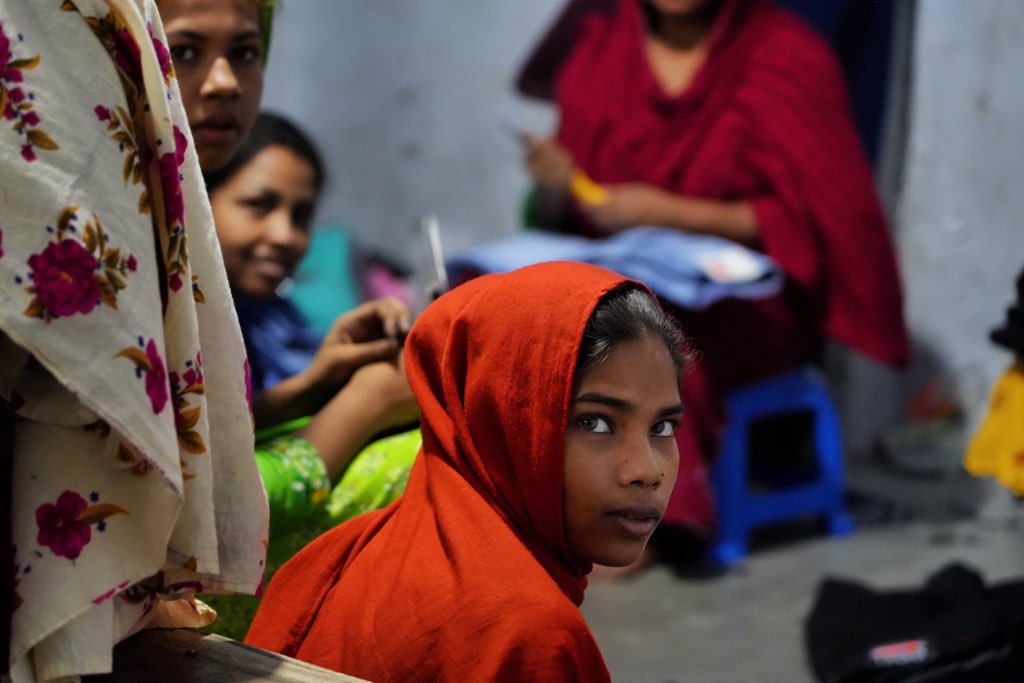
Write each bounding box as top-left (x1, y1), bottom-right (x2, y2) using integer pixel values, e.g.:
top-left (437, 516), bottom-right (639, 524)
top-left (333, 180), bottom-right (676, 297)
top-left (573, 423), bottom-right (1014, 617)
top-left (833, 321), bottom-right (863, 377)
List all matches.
top-left (709, 537), bottom-right (747, 567)
top-left (709, 418), bottom-right (752, 566)
top-left (826, 511), bottom-right (855, 537)
top-left (812, 382), bottom-right (855, 539)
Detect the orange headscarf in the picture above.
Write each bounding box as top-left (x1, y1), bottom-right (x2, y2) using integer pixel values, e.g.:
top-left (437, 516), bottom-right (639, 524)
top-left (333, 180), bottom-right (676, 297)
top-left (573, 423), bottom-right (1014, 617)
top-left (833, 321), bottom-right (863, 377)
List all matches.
top-left (247, 262), bottom-right (628, 681)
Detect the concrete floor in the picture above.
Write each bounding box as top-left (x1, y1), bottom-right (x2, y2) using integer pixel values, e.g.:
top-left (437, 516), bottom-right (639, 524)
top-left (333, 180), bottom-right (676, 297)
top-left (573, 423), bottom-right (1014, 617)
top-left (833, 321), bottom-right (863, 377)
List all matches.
top-left (580, 432), bottom-right (1024, 682)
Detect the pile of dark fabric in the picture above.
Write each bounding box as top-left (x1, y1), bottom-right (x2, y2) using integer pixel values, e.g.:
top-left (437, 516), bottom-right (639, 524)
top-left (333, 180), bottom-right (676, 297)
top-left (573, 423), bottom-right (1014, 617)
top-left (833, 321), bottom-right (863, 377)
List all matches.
top-left (990, 266), bottom-right (1024, 357)
top-left (805, 563), bottom-right (1024, 682)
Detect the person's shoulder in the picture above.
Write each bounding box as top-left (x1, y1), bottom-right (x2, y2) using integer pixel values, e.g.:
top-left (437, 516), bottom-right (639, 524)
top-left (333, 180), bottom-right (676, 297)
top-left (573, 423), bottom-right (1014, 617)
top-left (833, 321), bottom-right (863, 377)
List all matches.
top-left (749, 6), bottom-right (844, 80)
top-left (755, 5), bottom-right (834, 53)
top-left (454, 594), bottom-right (608, 681)
top-left (453, 582), bottom-right (592, 645)
top-left (568, 8), bottom-right (619, 65)
top-left (737, 5), bottom-right (847, 104)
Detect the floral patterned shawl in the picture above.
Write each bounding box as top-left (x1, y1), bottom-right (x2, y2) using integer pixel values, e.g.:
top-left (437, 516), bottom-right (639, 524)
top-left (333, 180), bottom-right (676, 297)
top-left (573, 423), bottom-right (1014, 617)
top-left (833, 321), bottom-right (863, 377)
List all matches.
top-left (0, 0), bottom-right (268, 680)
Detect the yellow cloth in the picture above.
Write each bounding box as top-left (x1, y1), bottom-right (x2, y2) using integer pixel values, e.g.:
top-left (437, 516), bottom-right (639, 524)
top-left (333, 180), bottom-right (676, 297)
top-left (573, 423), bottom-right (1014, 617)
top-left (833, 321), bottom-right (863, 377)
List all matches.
top-left (964, 361), bottom-right (1024, 495)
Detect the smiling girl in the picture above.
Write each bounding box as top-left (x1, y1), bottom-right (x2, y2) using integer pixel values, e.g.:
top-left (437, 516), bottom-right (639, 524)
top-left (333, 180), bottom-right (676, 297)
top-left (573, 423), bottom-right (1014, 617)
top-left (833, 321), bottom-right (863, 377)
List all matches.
top-left (246, 261), bottom-right (687, 681)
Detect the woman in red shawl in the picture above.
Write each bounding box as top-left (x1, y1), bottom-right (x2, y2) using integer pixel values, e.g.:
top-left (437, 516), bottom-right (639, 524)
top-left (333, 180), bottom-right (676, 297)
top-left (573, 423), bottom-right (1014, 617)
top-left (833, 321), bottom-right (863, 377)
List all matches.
top-left (520, 0), bottom-right (909, 555)
top-left (246, 262), bottom-right (688, 681)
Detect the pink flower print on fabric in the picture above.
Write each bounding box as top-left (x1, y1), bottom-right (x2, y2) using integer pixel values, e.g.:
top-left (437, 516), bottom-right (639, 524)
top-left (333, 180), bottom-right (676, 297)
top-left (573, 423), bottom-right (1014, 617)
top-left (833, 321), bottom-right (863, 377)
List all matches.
top-left (149, 25), bottom-right (172, 80)
top-left (27, 240), bottom-right (101, 317)
top-left (95, 101), bottom-right (153, 217)
top-left (117, 337), bottom-right (170, 414)
top-left (112, 22), bottom-right (173, 87)
top-left (243, 359), bottom-right (253, 413)
top-left (112, 25), bottom-right (142, 87)
top-left (144, 339), bottom-right (169, 413)
top-left (158, 125), bottom-right (194, 297)
top-left (1, 20), bottom-right (58, 161)
top-left (36, 491), bottom-right (91, 560)
top-left (169, 350), bottom-right (205, 456)
top-left (169, 351), bottom-right (207, 455)
top-left (92, 580), bottom-right (131, 605)
top-left (0, 228), bottom-right (4, 258)
top-left (22, 208), bottom-right (137, 321)
top-left (36, 491), bottom-right (129, 560)
top-left (0, 21), bottom-right (17, 83)
top-left (159, 125), bottom-right (188, 228)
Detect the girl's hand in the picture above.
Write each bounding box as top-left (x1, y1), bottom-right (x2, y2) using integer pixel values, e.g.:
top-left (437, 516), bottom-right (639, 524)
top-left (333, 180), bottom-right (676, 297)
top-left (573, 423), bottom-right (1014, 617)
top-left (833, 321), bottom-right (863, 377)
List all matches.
top-left (522, 133), bottom-right (574, 192)
top-left (327, 296), bottom-right (411, 346)
top-left (300, 297), bottom-right (412, 404)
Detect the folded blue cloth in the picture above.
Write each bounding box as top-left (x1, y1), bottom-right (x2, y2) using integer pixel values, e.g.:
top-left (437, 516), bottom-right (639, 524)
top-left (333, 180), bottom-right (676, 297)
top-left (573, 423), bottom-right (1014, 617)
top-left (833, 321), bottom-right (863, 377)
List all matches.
top-left (446, 228), bottom-right (783, 310)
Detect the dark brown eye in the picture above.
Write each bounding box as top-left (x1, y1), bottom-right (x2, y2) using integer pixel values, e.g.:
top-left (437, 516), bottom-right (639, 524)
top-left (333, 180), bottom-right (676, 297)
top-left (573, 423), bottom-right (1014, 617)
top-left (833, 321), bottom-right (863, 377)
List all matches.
top-left (650, 420), bottom-right (678, 437)
top-left (241, 195), bottom-right (275, 215)
top-left (576, 415), bottom-right (612, 433)
top-left (169, 44), bottom-right (197, 63)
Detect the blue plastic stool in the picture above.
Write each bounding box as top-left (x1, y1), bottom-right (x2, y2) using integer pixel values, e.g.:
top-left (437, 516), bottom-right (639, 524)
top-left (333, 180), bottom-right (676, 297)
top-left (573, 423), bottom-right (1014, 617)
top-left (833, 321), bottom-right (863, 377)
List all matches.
top-left (709, 368), bottom-right (854, 566)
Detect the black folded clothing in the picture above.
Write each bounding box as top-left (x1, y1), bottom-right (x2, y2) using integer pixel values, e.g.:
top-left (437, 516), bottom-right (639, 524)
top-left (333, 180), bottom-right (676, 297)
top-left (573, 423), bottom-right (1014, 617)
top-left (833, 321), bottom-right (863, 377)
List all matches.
top-left (805, 563), bottom-right (1024, 682)
top-left (990, 266), bottom-right (1024, 357)
top-left (991, 305), bottom-right (1024, 357)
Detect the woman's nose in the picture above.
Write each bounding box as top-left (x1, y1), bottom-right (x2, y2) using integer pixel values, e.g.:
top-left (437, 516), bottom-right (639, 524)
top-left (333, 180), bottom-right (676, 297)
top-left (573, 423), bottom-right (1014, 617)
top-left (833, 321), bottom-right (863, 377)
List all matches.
top-left (200, 57), bottom-right (241, 99)
top-left (618, 435), bottom-right (664, 489)
top-left (266, 216), bottom-right (297, 245)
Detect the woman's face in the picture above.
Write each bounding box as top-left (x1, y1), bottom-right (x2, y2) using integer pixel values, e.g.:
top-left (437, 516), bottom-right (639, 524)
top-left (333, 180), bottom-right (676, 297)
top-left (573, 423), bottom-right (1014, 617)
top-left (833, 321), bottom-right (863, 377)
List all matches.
top-left (210, 145), bottom-right (317, 297)
top-left (159, 0), bottom-right (263, 172)
top-left (646, 0), bottom-right (715, 19)
top-left (563, 334), bottom-right (682, 568)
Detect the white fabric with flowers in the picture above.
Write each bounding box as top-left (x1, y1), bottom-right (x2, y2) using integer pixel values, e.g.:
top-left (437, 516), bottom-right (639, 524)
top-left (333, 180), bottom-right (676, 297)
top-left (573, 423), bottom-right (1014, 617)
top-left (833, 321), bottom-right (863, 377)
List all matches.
top-left (0, 0), bottom-right (268, 680)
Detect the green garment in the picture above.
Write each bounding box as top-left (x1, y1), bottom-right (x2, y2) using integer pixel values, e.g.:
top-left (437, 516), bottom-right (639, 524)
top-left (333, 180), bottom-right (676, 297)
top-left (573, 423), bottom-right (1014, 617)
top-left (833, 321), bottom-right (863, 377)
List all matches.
top-left (201, 424), bottom-right (421, 640)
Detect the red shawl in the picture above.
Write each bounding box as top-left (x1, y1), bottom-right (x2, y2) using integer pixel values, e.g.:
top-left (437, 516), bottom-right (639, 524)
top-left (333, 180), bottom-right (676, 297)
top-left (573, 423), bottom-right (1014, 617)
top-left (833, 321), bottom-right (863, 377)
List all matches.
top-left (246, 262), bottom-right (622, 682)
top-left (542, 0), bottom-right (909, 367)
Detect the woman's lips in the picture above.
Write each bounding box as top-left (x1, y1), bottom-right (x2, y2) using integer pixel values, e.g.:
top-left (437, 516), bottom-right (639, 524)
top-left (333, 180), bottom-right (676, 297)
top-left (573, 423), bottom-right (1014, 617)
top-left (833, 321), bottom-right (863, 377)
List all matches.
top-left (192, 117), bottom-right (240, 146)
top-left (192, 125), bottom-right (239, 146)
top-left (604, 505), bottom-right (662, 539)
top-left (253, 258), bottom-right (289, 281)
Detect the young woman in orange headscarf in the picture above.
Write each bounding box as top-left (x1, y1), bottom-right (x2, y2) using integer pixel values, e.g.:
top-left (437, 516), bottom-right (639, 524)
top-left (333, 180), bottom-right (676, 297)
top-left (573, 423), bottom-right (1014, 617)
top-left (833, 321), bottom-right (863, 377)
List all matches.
top-left (246, 261), bottom-right (688, 681)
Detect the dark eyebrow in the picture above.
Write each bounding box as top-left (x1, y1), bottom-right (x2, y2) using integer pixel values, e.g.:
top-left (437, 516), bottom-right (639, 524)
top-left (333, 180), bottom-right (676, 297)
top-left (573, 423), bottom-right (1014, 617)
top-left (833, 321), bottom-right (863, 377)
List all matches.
top-left (573, 392), bottom-right (683, 417)
top-left (166, 30), bottom-right (262, 43)
top-left (573, 392), bottom-right (632, 411)
top-left (166, 30), bottom-right (206, 41)
top-left (232, 31), bottom-right (263, 43)
top-left (657, 404), bottom-right (685, 418)
top-left (242, 188), bottom-right (279, 198)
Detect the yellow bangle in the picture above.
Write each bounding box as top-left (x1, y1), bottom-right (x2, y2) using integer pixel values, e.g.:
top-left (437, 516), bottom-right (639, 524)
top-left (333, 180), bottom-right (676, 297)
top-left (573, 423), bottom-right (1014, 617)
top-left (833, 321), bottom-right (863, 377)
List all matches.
top-left (569, 169), bottom-right (610, 206)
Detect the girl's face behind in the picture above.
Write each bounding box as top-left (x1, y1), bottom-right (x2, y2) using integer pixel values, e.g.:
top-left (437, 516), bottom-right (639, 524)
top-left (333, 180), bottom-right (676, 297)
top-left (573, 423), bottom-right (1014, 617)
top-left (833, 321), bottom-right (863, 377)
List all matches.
top-left (159, 0), bottom-right (263, 172)
top-left (563, 334), bottom-right (682, 568)
top-left (210, 144), bottom-right (317, 297)
top-left (646, 0), bottom-right (716, 19)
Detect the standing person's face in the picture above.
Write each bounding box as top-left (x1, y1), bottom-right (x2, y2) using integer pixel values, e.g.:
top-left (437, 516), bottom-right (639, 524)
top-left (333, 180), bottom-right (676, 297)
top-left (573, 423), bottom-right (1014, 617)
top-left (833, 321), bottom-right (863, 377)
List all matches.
top-left (210, 145), bottom-right (317, 297)
top-left (646, 0), bottom-right (716, 19)
top-left (563, 334), bottom-right (682, 567)
top-left (159, 0), bottom-right (263, 172)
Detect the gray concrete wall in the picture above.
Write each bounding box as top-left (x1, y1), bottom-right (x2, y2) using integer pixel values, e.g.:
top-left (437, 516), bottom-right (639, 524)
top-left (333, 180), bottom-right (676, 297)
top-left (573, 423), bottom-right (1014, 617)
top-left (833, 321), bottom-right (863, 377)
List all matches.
top-left (263, 2), bottom-right (1024, 446)
top-left (263, 0), bottom-right (557, 274)
top-left (895, 0), bottom-right (1023, 433)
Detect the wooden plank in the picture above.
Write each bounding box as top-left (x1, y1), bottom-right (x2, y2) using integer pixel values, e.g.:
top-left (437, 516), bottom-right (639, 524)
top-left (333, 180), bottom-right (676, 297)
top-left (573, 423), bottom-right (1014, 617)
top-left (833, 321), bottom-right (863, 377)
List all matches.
top-left (83, 628), bottom-right (366, 683)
